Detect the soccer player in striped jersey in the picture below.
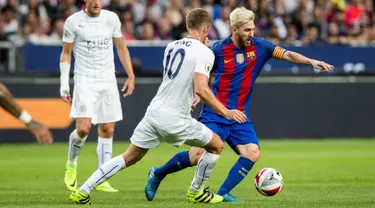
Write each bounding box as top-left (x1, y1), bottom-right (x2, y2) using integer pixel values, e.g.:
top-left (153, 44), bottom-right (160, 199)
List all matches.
top-left (145, 7), bottom-right (333, 202)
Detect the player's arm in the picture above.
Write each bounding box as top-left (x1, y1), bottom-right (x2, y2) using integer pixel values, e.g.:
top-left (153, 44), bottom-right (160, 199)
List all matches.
top-left (194, 52), bottom-right (247, 123)
top-left (59, 42), bottom-right (72, 103)
top-left (0, 83), bottom-right (53, 144)
top-left (113, 37), bottom-right (135, 97)
top-left (194, 73), bottom-right (227, 115)
top-left (264, 39), bottom-right (334, 71)
top-left (60, 18), bottom-right (75, 103)
top-left (281, 50), bottom-right (334, 71)
top-left (112, 13), bottom-right (135, 97)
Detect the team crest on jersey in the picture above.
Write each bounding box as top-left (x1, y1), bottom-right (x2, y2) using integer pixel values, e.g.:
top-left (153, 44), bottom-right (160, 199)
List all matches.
top-left (236, 53), bottom-right (244, 64)
top-left (247, 51), bottom-right (256, 60)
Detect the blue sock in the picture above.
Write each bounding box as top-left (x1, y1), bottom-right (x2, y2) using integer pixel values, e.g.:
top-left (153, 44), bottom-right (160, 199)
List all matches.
top-left (154, 151), bottom-right (192, 179)
top-left (217, 157), bottom-right (254, 196)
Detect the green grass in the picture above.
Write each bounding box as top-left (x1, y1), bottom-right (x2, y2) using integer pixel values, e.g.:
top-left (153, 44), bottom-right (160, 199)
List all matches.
top-left (0, 139), bottom-right (374, 208)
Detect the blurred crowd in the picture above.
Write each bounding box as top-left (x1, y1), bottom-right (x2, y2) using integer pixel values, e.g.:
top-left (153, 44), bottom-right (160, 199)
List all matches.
top-left (0, 0), bottom-right (374, 46)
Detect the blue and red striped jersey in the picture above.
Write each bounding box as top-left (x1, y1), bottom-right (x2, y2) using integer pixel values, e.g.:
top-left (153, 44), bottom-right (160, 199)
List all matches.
top-left (200, 36), bottom-right (286, 124)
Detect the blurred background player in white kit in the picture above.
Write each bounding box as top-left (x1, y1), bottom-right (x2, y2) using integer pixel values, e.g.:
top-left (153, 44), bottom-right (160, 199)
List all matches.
top-left (59, 0), bottom-right (135, 193)
top-left (68, 8), bottom-right (247, 205)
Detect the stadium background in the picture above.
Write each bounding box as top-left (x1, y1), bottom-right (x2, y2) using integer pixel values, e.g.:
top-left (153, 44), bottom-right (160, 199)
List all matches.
top-left (0, 0), bottom-right (374, 142)
top-left (0, 1), bottom-right (374, 208)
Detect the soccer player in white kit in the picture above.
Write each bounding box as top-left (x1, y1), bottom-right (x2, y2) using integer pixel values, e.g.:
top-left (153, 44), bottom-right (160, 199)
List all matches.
top-left (59, 0), bottom-right (135, 193)
top-left (68, 8), bottom-right (247, 204)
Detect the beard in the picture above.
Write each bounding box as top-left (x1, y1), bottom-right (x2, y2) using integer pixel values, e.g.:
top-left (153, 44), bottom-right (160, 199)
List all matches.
top-left (236, 35), bottom-right (252, 48)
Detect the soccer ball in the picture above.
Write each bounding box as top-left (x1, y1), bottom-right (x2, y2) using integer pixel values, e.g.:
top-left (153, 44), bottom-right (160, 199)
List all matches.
top-left (254, 168), bottom-right (283, 196)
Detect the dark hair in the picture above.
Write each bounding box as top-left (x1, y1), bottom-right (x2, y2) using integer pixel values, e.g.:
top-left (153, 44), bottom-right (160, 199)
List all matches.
top-left (186, 8), bottom-right (212, 30)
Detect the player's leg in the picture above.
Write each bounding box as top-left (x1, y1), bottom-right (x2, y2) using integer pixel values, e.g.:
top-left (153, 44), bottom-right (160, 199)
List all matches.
top-left (94, 82), bottom-right (123, 192)
top-left (65, 81), bottom-right (96, 191)
top-left (145, 122), bottom-right (227, 201)
top-left (69, 143), bottom-right (149, 204)
top-left (97, 122), bottom-right (115, 168)
top-left (65, 117), bottom-right (91, 191)
top-left (69, 116), bottom-right (159, 204)
top-left (94, 122), bottom-right (118, 192)
top-left (186, 130), bottom-right (225, 204)
top-left (217, 122), bottom-right (260, 202)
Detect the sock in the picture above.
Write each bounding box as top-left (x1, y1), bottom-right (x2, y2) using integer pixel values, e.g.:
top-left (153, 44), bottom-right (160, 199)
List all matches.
top-left (80, 155), bottom-right (126, 194)
top-left (97, 137), bottom-right (113, 168)
top-left (154, 151), bottom-right (192, 179)
top-left (217, 156), bottom-right (254, 196)
top-left (67, 129), bottom-right (88, 166)
top-left (190, 152), bottom-right (220, 191)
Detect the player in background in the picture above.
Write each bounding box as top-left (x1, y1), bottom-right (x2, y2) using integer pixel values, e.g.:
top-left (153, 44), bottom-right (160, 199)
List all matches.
top-left (0, 82), bottom-right (53, 145)
top-left (68, 8), bottom-right (247, 204)
top-left (59, 0), bottom-right (135, 193)
top-left (145, 7), bottom-right (334, 202)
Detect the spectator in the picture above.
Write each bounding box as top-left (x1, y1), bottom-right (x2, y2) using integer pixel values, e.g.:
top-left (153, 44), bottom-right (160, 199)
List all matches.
top-left (0, 0), bottom-right (373, 45)
top-left (214, 6), bottom-right (231, 39)
top-left (2, 5), bottom-right (18, 37)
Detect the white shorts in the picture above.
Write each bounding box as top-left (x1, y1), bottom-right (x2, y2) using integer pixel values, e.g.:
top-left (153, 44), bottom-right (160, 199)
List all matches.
top-left (130, 111), bottom-right (213, 149)
top-left (70, 79), bottom-right (122, 125)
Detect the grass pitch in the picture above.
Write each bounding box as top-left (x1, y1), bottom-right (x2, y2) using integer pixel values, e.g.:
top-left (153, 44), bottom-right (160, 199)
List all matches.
top-left (0, 139), bottom-right (374, 208)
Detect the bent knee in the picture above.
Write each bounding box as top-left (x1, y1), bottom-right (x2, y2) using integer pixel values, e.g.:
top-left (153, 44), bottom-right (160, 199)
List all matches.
top-left (216, 140), bottom-right (225, 154)
top-left (241, 144), bottom-right (260, 162)
top-left (189, 148), bottom-right (205, 166)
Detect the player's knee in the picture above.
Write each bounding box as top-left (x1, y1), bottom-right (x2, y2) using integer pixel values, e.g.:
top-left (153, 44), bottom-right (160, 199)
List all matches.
top-left (209, 140), bottom-right (224, 155)
top-left (189, 148), bottom-right (204, 165)
top-left (76, 125), bottom-right (91, 138)
top-left (251, 148), bottom-right (261, 162)
top-left (242, 146), bottom-right (260, 162)
top-left (216, 140), bottom-right (224, 154)
top-left (100, 126), bottom-right (115, 138)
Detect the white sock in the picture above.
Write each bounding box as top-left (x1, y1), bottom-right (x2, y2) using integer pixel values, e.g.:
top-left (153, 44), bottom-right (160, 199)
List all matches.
top-left (80, 155), bottom-right (126, 194)
top-left (190, 152), bottom-right (220, 191)
top-left (68, 129), bottom-right (88, 166)
top-left (97, 137), bottom-right (113, 168)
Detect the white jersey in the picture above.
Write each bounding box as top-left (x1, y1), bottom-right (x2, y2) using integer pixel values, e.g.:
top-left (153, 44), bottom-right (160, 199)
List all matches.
top-left (147, 38), bottom-right (215, 118)
top-left (62, 10), bottom-right (122, 78)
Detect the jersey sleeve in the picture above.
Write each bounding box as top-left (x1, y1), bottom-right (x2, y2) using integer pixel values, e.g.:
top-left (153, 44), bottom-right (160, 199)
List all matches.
top-left (62, 18), bottom-right (75, 43)
top-left (112, 14), bottom-right (122, 38)
top-left (261, 39), bottom-right (286, 60)
top-left (194, 48), bottom-right (215, 78)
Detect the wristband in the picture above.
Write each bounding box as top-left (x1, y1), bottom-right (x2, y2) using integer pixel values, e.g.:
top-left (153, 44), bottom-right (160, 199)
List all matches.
top-left (60, 62), bottom-right (70, 85)
top-left (19, 111), bottom-right (32, 125)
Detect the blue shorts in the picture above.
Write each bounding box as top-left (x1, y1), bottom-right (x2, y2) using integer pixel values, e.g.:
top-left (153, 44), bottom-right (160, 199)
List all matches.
top-left (203, 121), bottom-right (259, 155)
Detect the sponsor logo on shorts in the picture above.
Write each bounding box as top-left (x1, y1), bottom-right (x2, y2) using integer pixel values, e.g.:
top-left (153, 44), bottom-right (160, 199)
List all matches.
top-left (79, 105), bottom-right (87, 112)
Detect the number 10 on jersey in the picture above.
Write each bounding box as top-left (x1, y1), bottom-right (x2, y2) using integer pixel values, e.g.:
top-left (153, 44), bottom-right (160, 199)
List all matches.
top-left (164, 48), bottom-right (186, 79)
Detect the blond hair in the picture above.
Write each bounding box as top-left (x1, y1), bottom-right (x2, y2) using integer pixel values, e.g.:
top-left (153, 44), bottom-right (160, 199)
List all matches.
top-left (229, 7), bottom-right (255, 28)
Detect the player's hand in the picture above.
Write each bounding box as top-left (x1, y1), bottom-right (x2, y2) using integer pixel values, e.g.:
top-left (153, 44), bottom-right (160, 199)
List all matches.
top-left (60, 87), bottom-right (71, 103)
top-left (223, 109), bottom-right (247, 123)
top-left (122, 77), bottom-right (135, 97)
top-left (311, 60), bottom-right (334, 71)
top-left (28, 120), bottom-right (53, 145)
top-left (191, 94), bottom-right (201, 111)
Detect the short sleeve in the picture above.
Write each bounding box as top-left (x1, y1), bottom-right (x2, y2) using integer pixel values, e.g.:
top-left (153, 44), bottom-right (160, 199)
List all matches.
top-left (62, 18), bottom-right (75, 43)
top-left (194, 48), bottom-right (215, 78)
top-left (261, 39), bottom-right (286, 60)
top-left (112, 14), bottom-right (122, 38)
